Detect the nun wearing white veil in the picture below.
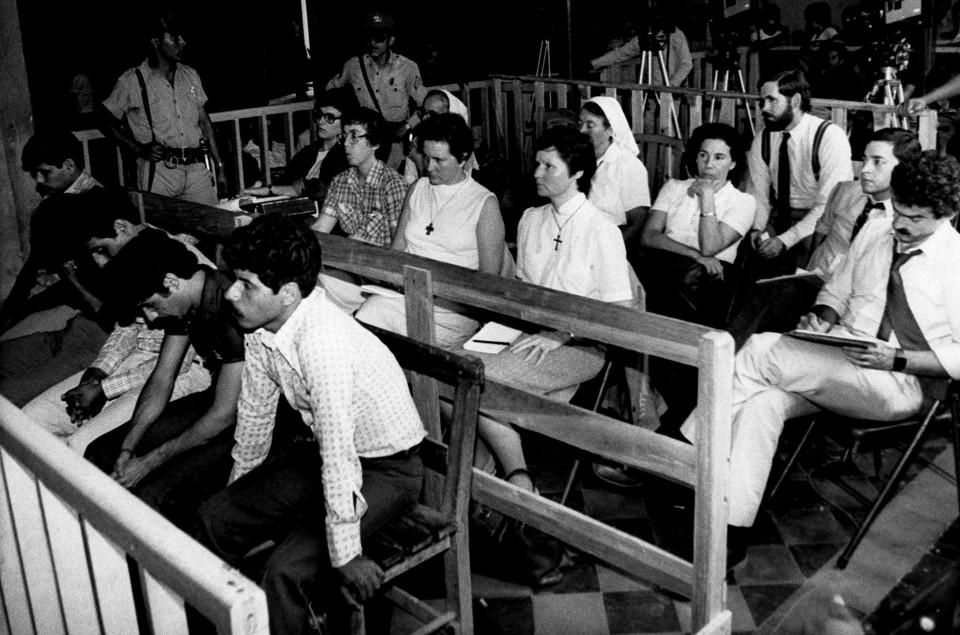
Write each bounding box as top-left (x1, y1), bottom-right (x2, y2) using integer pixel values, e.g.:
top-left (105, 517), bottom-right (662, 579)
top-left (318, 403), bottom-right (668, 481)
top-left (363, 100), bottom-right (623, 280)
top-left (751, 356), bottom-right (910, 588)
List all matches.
top-left (578, 96), bottom-right (651, 244)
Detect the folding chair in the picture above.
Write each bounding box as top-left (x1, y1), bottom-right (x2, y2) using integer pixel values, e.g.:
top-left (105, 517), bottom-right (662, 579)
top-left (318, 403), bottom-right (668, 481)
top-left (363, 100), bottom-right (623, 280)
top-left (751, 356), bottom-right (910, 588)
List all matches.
top-left (768, 381), bottom-right (960, 569)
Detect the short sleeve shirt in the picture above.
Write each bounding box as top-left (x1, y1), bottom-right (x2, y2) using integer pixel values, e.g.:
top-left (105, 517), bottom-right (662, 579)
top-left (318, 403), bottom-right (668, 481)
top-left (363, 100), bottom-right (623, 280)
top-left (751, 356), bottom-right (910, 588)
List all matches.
top-left (320, 161), bottom-right (406, 246)
top-left (326, 53), bottom-right (426, 123)
top-left (165, 270), bottom-right (245, 370)
top-left (653, 178), bottom-right (756, 263)
top-left (589, 143), bottom-right (651, 226)
top-left (103, 60), bottom-right (208, 148)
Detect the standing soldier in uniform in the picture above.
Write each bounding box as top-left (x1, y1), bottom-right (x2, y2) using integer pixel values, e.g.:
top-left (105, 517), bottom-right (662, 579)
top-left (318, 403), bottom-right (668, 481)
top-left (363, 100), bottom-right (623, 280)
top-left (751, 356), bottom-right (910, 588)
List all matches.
top-left (326, 11), bottom-right (427, 170)
top-left (99, 9), bottom-right (225, 205)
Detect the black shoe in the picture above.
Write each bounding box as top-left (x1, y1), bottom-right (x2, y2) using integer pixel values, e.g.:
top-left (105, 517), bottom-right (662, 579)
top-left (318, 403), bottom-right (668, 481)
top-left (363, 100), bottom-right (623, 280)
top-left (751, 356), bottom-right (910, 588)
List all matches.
top-left (592, 462), bottom-right (646, 488)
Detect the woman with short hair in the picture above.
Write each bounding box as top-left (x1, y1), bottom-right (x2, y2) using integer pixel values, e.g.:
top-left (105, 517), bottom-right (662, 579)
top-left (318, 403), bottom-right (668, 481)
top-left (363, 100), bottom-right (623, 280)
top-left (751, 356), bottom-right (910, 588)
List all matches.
top-left (640, 122), bottom-right (755, 326)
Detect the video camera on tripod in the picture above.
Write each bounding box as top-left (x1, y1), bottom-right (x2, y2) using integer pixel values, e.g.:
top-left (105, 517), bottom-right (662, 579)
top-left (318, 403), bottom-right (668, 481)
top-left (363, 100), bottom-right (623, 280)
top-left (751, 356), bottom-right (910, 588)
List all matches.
top-left (860, 0), bottom-right (925, 125)
top-left (705, 0), bottom-right (756, 134)
top-left (707, 0), bottom-right (753, 70)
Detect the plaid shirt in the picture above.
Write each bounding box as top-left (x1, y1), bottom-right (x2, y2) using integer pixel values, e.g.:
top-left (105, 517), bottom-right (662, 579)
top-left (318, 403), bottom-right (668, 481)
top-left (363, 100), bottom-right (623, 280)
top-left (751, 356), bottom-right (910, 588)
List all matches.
top-left (93, 320), bottom-right (198, 399)
top-left (320, 160), bottom-right (406, 246)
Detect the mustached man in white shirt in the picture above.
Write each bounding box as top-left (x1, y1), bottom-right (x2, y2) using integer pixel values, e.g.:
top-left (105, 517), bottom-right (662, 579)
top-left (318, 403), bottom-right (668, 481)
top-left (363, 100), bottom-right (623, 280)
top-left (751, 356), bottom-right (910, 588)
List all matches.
top-left (683, 151), bottom-right (960, 570)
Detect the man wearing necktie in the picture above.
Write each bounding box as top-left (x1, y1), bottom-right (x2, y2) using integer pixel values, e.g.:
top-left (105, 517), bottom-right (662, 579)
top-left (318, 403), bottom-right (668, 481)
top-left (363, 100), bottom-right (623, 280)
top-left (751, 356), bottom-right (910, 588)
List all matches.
top-left (682, 152), bottom-right (960, 570)
top-left (725, 128), bottom-right (921, 349)
top-left (745, 70), bottom-right (852, 275)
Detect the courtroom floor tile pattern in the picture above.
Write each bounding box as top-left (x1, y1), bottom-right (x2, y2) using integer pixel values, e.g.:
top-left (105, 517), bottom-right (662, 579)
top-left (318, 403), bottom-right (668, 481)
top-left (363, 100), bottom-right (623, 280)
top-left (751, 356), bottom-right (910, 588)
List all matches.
top-left (394, 420), bottom-right (958, 634)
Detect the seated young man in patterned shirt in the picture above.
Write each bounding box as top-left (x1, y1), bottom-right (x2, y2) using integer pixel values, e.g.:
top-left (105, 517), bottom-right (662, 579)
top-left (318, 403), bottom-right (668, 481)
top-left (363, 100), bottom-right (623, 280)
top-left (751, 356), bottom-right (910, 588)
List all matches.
top-left (195, 214), bottom-right (425, 634)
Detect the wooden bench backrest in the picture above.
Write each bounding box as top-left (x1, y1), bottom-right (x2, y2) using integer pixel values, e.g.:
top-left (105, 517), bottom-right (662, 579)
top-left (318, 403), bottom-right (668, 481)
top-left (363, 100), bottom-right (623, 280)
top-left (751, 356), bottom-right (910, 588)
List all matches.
top-left (366, 324), bottom-right (484, 522)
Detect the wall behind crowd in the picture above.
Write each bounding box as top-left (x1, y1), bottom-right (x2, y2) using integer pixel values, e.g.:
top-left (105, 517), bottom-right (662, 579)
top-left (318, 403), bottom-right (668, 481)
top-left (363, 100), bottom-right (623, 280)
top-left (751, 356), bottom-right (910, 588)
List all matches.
top-left (19, 0), bottom-right (622, 128)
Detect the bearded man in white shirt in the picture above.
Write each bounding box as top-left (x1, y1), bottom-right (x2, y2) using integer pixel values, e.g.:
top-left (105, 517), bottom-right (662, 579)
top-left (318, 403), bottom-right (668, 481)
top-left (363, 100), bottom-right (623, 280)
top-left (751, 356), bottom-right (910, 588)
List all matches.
top-left (683, 151), bottom-right (960, 569)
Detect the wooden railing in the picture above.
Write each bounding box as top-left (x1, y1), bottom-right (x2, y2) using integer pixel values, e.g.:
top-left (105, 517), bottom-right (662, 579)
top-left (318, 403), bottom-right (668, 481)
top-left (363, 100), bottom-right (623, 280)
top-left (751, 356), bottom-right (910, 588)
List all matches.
top-left (0, 396), bottom-right (268, 634)
top-left (135, 192), bottom-right (734, 633)
top-left (75, 75), bottom-right (938, 200)
top-left (488, 74), bottom-right (938, 175)
top-left (599, 46), bottom-right (762, 96)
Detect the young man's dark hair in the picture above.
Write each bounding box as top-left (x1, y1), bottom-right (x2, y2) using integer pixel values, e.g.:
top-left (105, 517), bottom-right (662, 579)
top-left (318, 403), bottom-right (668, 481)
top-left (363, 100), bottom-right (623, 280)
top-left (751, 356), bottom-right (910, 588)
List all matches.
top-left (533, 126), bottom-right (597, 195)
top-left (343, 107), bottom-right (389, 149)
top-left (870, 127), bottom-right (922, 163)
top-left (415, 113), bottom-right (475, 163)
top-left (74, 188), bottom-right (142, 243)
top-left (21, 130), bottom-right (85, 172)
top-left (760, 69), bottom-right (812, 112)
top-left (891, 151), bottom-right (960, 219)
top-left (223, 215), bottom-right (322, 296)
top-left (143, 7), bottom-right (184, 42)
top-left (105, 231), bottom-right (203, 308)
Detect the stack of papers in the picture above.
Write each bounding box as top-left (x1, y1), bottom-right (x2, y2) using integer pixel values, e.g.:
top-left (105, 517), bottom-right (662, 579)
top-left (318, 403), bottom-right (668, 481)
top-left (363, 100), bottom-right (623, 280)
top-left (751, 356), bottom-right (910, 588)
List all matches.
top-left (463, 322), bottom-right (524, 354)
top-left (786, 329), bottom-right (875, 349)
top-left (756, 268), bottom-right (824, 285)
top-left (359, 284), bottom-right (403, 298)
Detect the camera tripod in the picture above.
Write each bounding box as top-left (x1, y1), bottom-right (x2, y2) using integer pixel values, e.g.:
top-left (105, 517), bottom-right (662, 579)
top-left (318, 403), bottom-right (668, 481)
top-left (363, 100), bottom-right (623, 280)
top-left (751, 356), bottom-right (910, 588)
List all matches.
top-left (708, 53), bottom-right (756, 136)
top-left (636, 28), bottom-right (681, 138)
top-left (865, 66), bottom-right (906, 129)
top-left (535, 38), bottom-right (554, 78)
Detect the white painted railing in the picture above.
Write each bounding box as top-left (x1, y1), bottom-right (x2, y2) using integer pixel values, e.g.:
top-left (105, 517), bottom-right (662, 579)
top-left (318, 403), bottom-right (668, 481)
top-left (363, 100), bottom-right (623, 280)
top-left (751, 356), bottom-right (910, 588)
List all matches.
top-left (0, 396), bottom-right (268, 634)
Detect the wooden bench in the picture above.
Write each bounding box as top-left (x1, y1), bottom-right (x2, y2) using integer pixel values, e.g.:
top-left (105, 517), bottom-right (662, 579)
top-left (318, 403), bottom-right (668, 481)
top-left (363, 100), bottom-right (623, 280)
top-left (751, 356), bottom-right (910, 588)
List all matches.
top-left (138, 191), bottom-right (733, 632)
top-left (352, 325), bottom-right (484, 634)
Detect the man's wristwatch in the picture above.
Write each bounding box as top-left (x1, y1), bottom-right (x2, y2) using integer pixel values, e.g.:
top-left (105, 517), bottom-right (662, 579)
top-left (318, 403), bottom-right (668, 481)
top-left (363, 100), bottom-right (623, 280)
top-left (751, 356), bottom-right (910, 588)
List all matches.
top-left (893, 349), bottom-right (907, 372)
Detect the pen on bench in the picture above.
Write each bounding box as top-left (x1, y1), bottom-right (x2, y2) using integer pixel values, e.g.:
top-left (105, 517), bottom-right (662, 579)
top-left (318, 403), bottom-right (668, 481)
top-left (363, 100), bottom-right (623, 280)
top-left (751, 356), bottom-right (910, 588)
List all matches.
top-left (472, 339), bottom-right (513, 345)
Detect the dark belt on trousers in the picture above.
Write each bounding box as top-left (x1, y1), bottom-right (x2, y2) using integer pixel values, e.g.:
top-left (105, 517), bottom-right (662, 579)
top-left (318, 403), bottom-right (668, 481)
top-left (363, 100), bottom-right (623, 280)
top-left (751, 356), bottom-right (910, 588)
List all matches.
top-left (360, 443), bottom-right (422, 466)
top-left (159, 146), bottom-right (205, 165)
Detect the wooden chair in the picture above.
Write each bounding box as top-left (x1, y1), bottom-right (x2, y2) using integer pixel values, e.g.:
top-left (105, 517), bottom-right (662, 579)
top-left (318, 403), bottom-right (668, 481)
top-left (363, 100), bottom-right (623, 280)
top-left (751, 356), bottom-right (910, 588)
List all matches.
top-left (767, 382), bottom-right (960, 569)
top-left (635, 133), bottom-right (686, 199)
top-left (351, 326), bottom-right (484, 634)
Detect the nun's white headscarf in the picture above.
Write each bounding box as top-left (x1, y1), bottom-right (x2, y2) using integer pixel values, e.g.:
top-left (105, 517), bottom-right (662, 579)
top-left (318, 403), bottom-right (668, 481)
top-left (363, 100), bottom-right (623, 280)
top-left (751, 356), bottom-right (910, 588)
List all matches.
top-left (437, 89), bottom-right (480, 173)
top-left (585, 96), bottom-right (639, 155)
top-left (440, 89), bottom-right (470, 124)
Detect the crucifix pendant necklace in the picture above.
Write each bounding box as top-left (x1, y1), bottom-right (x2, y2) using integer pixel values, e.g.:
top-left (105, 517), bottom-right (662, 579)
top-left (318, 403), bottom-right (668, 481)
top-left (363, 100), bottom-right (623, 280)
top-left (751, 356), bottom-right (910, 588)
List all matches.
top-left (550, 200), bottom-right (587, 250)
top-left (426, 178), bottom-right (469, 235)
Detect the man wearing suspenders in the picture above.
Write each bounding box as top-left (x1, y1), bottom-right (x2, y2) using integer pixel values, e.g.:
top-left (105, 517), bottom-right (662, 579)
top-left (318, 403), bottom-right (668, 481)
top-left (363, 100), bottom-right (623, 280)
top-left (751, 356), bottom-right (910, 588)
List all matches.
top-left (100, 10), bottom-right (224, 205)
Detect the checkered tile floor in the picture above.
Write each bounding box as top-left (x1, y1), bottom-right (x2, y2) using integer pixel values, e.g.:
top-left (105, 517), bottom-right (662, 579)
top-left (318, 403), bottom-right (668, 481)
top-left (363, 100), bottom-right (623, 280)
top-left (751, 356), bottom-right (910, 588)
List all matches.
top-left (391, 419), bottom-right (958, 633)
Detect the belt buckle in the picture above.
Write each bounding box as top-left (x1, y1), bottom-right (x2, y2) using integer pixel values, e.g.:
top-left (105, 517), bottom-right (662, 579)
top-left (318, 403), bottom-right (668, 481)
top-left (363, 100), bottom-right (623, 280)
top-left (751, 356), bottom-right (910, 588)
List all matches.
top-left (165, 148), bottom-right (190, 166)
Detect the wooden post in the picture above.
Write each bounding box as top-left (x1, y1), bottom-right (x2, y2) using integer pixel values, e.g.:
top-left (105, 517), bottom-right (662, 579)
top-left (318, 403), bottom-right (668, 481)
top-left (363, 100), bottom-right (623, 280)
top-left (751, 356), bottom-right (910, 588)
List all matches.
top-left (402, 266), bottom-right (443, 508)
top-left (917, 109), bottom-right (937, 151)
top-left (692, 331), bottom-right (734, 631)
top-left (259, 115), bottom-right (271, 187)
top-left (492, 78), bottom-right (505, 160)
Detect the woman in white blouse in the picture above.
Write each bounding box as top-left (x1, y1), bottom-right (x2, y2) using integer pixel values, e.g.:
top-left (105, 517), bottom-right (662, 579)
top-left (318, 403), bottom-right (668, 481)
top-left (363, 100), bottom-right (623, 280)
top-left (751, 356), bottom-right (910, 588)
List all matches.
top-left (641, 122), bottom-right (756, 326)
top-left (578, 96), bottom-right (651, 245)
top-left (471, 126), bottom-right (637, 493)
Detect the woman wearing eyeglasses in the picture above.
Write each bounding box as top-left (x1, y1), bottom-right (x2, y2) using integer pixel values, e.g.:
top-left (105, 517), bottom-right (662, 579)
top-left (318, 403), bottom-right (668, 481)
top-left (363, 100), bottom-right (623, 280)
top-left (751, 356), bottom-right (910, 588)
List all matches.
top-left (241, 88), bottom-right (354, 203)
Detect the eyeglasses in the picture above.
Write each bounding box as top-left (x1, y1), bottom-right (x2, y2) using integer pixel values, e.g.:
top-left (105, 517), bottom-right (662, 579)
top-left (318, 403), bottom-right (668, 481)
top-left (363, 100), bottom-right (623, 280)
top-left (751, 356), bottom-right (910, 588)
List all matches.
top-left (338, 132), bottom-right (369, 145)
top-left (313, 111), bottom-right (341, 124)
top-left (368, 32), bottom-right (390, 44)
